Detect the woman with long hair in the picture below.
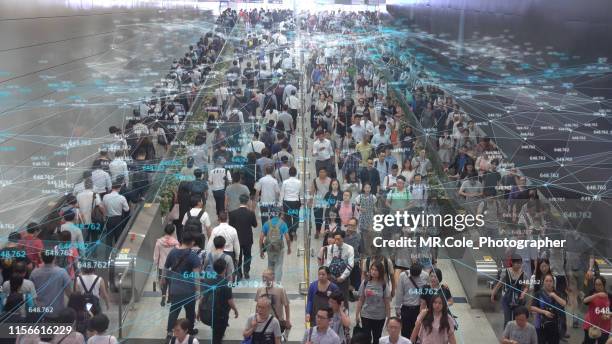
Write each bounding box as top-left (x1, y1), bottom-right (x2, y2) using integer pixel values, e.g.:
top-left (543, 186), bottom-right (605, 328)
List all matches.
top-left (530, 258), bottom-right (554, 294)
top-left (306, 267), bottom-right (340, 327)
top-left (324, 179), bottom-right (342, 210)
top-left (400, 159), bottom-right (415, 185)
top-left (355, 261), bottom-right (391, 344)
top-left (411, 294), bottom-right (457, 344)
top-left (355, 183), bottom-right (376, 233)
top-left (530, 272), bottom-right (566, 344)
top-left (582, 276), bottom-right (611, 344)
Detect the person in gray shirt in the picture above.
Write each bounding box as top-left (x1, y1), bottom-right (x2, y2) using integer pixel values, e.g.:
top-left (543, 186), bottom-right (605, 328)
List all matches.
top-left (30, 250), bottom-right (72, 318)
top-left (243, 296), bottom-right (282, 344)
top-left (303, 306), bottom-right (341, 344)
top-left (225, 171), bottom-right (250, 213)
top-left (501, 306), bottom-right (537, 344)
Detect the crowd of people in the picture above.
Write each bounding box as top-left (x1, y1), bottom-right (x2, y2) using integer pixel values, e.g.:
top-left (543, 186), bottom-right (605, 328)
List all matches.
top-left (0, 6), bottom-right (608, 344)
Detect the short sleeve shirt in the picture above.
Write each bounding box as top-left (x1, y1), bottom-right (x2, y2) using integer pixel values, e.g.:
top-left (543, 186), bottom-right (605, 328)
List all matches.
top-left (262, 218), bottom-right (289, 236)
top-left (502, 321), bottom-right (538, 344)
top-left (245, 314), bottom-right (282, 339)
top-left (359, 280), bottom-right (391, 320)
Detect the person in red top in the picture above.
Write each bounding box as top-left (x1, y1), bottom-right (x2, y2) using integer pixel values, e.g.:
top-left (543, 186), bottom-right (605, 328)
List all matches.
top-left (19, 222), bottom-right (44, 269)
top-left (583, 276), bottom-right (611, 344)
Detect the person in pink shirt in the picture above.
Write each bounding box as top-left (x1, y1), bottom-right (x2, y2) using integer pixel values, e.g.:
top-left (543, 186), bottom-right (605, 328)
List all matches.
top-left (154, 223), bottom-right (179, 306)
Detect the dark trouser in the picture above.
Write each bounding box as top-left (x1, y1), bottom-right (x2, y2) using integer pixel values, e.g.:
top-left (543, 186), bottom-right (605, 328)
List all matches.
top-left (212, 323), bottom-right (228, 344)
top-left (158, 268), bottom-right (168, 297)
top-left (349, 262), bottom-right (361, 291)
top-left (333, 277), bottom-right (350, 311)
top-left (313, 207), bottom-right (324, 234)
top-left (537, 326), bottom-right (560, 344)
top-left (105, 215), bottom-right (124, 246)
top-left (361, 317), bottom-right (385, 344)
top-left (166, 294), bottom-right (196, 333)
top-left (289, 109), bottom-right (298, 130)
top-left (213, 189), bottom-right (225, 215)
top-left (283, 200), bottom-right (301, 237)
top-left (583, 330), bottom-right (609, 344)
top-left (237, 244), bottom-right (252, 278)
top-left (401, 305), bottom-right (420, 338)
top-left (260, 204), bottom-right (272, 226)
top-left (555, 275), bottom-right (568, 337)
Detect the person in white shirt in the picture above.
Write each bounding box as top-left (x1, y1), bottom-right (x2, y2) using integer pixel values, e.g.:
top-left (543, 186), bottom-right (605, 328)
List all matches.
top-left (76, 179), bottom-right (104, 232)
top-left (206, 212), bottom-right (240, 263)
top-left (371, 124), bottom-right (391, 149)
top-left (181, 196), bottom-right (212, 242)
top-left (280, 166), bottom-right (302, 241)
top-left (108, 150), bottom-right (129, 187)
top-left (255, 165), bottom-right (281, 225)
top-left (323, 231), bottom-right (355, 308)
top-left (285, 89), bottom-right (299, 129)
top-left (312, 129), bottom-right (334, 178)
top-left (91, 160), bottom-right (112, 195)
top-left (360, 115), bottom-right (375, 139)
top-left (242, 132), bottom-right (266, 155)
top-left (60, 210), bottom-right (85, 256)
top-left (379, 317), bottom-right (412, 344)
top-left (350, 116), bottom-right (366, 144)
top-left (214, 83), bottom-right (229, 111)
top-left (102, 183), bottom-right (130, 245)
top-left (208, 158), bottom-right (232, 216)
top-left (383, 164), bottom-right (400, 192)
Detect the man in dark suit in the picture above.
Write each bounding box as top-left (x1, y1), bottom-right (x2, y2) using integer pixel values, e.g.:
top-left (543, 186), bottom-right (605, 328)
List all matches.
top-left (228, 194), bottom-right (257, 280)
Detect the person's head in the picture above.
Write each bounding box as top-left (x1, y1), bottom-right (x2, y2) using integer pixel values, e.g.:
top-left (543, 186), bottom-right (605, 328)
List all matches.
top-left (172, 318), bottom-right (191, 341)
top-left (164, 223), bottom-right (176, 236)
top-left (239, 194), bottom-right (249, 206)
top-left (429, 268), bottom-right (443, 287)
top-left (510, 254), bottom-right (523, 271)
top-left (362, 182), bottom-right (371, 194)
top-left (265, 164), bottom-right (274, 176)
top-left (513, 306), bottom-right (530, 327)
top-left (289, 166), bottom-right (297, 177)
top-left (410, 262), bottom-right (423, 277)
top-left (593, 276), bottom-right (607, 293)
top-left (367, 158), bottom-right (374, 169)
top-left (396, 175), bottom-right (406, 189)
top-left (218, 211), bottom-right (228, 223)
top-left (181, 231), bottom-right (196, 247)
top-left (342, 191), bottom-right (351, 203)
top-left (333, 230), bottom-right (345, 246)
top-left (193, 168), bottom-right (202, 180)
top-left (541, 272), bottom-right (555, 292)
top-left (328, 291), bottom-right (344, 312)
top-left (318, 266), bottom-right (331, 282)
top-left (9, 274), bottom-right (24, 293)
top-left (402, 159), bottom-right (412, 171)
top-left (369, 260), bottom-right (385, 282)
top-left (213, 235), bottom-right (226, 250)
top-left (23, 224), bottom-right (39, 239)
top-left (87, 313), bottom-right (110, 335)
top-left (318, 167), bottom-right (327, 179)
top-left (213, 257), bottom-right (227, 276)
top-left (346, 217), bottom-right (358, 234)
top-left (256, 295), bottom-right (272, 317)
top-left (419, 149), bottom-right (426, 158)
top-left (330, 179), bottom-right (340, 191)
top-left (316, 306), bottom-right (333, 330)
top-left (63, 210), bottom-right (76, 223)
top-left (386, 317), bottom-right (402, 338)
top-left (414, 173), bottom-right (422, 184)
top-left (262, 268), bottom-right (275, 285)
top-left (190, 195), bottom-right (203, 208)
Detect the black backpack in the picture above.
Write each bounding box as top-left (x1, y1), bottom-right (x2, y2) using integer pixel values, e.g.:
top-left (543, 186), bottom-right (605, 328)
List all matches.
top-left (184, 209), bottom-right (205, 233)
top-left (78, 275), bottom-right (101, 315)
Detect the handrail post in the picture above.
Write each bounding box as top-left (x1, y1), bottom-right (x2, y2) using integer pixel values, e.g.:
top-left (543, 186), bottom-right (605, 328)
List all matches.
top-left (118, 272), bottom-right (123, 339)
top-left (130, 257), bottom-right (136, 307)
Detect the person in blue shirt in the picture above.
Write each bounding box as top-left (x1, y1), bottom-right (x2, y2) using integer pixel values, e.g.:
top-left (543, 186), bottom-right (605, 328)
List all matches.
top-left (259, 210), bottom-right (291, 282)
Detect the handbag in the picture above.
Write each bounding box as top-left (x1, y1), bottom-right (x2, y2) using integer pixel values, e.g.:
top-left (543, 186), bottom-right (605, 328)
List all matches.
top-left (352, 321), bottom-right (370, 343)
top-left (588, 326), bottom-right (602, 339)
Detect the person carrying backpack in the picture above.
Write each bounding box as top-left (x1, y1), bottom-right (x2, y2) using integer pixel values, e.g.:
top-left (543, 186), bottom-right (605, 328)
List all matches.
top-left (73, 266), bottom-right (110, 314)
top-left (202, 236), bottom-right (235, 282)
top-left (259, 212), bottom-right (291, 282)
top-left (181, 196), bottom-right (212, 240)
top-left (198, 259), bottom-right (238, 344)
